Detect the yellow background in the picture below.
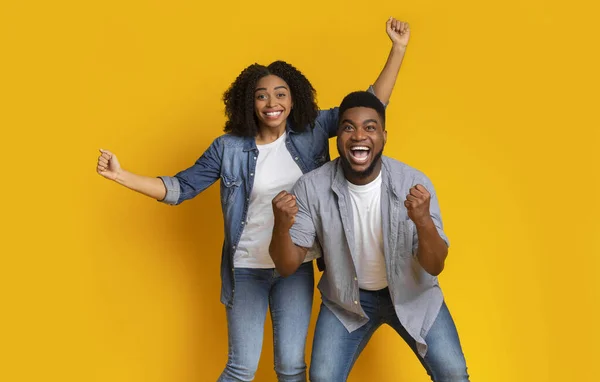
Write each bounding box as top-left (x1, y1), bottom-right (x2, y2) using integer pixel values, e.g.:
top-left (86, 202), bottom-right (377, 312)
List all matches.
top-left (2, 0), bottom-right (599, 381)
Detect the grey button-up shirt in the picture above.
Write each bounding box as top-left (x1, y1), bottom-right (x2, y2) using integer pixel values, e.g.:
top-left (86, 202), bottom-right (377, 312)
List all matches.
top-left (290, 156), bottom-right (450, 357)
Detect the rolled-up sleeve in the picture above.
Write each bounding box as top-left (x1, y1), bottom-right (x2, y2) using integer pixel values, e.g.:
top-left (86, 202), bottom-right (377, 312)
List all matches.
top-left (158, 176), bottom-right (181, 205)
top-left (367, 85), bottom-right (387, 107)
top-left (289, 178), bottom-right (316, 248)
top-left (157, 137), bottom-right (222, 206)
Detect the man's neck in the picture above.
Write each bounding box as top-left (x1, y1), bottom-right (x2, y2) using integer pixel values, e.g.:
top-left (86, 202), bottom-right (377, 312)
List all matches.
top-left (343, 160), bottom-right (383, 186)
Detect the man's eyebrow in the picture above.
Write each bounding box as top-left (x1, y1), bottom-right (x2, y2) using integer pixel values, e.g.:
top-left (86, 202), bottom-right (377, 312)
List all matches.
top-left (362, 119), bottom-right (378, 124)
top-left (339, 118), bottom-right (379, 125)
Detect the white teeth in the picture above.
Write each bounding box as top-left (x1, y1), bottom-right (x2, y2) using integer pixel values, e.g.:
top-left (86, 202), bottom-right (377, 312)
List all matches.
top-left (266, 111), bottom-right (282, 116)
top-left (351, 146), bottom-right (370, 151)
top-left (350, 152), bottom-right (369, 163)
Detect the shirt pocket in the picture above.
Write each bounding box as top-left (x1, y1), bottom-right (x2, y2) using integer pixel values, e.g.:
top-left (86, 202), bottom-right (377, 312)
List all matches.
top-left (220, 173), bottom-right (242, 206)
top-left (313, 154), bottom-right (327, 168)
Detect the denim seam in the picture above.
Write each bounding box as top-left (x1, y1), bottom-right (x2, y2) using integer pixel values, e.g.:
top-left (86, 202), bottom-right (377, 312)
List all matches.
top-left (343, 322), bottom-right (382, 379)
top-left (268, 282), bottom-right (279, 370)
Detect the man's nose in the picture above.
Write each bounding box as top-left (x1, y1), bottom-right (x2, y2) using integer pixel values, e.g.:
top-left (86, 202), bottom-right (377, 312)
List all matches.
top-left (351, 127), bottom-right (366, 141)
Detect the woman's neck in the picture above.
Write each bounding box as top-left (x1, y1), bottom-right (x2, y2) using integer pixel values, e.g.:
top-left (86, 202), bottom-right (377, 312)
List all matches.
top-left (255, 123), bottom-right (286, 145)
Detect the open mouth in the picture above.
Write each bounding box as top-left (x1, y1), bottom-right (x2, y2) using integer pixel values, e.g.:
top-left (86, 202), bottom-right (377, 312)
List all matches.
top-left (349, 146), bottom-right (371, 164)
top-left (263, 110), bottom-right (283, 120)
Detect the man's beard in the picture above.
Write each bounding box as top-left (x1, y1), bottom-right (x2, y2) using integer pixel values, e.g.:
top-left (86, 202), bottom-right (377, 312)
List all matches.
top-left (337, 145), bottom-right (384, 180)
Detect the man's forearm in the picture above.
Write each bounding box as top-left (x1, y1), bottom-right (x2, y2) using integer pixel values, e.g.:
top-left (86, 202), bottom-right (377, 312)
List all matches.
top-left (269, 227), bottom-right (306, 277)
top-left (372, 44), bottom-right (407, 105)
top-left (415, 218), bottom-right (448, 276)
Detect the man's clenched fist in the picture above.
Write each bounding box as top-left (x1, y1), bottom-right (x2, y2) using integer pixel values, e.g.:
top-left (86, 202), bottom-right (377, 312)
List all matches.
top-left (272, 191), bottom-right (298, 231)
top-left (404, 184), bottom-right (432, 227)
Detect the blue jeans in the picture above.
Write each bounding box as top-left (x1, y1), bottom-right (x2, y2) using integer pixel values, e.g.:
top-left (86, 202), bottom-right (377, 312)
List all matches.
top-left (218, 262), bottom-right (314, 382)
top-left (309, 288), bottom-right (469, 382)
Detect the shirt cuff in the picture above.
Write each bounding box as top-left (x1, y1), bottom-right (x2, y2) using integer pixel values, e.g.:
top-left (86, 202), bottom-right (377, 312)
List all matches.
top-left (290, 228), bottom-right (315, 249)
top-left (367, 85), bottom-right (387, 108)
top-left (158, 176), bottom-right (180, 205)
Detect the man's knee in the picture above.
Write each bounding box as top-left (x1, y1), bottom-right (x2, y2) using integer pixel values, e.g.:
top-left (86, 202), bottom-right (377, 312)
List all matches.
top-left (424, 350), bottom-right (469, 382)
top-left (309, 362), bottom-right (344, 382)
top-left (431, 367), bottom-right (469, 382)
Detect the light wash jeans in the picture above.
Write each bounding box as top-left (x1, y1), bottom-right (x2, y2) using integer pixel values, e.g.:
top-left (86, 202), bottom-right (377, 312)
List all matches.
top-left (218, 262), bottom-right (314, 382)
top-left (310, 288), bottom-right (469, 382)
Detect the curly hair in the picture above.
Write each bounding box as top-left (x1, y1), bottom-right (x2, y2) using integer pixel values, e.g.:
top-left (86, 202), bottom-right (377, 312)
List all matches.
top-left (222, 61), bottom-right (319, 136)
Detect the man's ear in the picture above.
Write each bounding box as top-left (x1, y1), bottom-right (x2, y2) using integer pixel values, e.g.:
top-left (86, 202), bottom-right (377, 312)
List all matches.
top-left (383, 129), bottom-right (387, 144)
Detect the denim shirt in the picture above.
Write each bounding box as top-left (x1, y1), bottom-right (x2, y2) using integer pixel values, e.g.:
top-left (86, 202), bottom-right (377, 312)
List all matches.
top-left (289, 156), bottom-right (450, 357)
top-left (158, 108), bottom-right (340, 307)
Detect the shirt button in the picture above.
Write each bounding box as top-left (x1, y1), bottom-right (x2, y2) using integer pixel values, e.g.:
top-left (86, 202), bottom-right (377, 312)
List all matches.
top-left (294, 157), bottom-right (299, 160)
top-left (232, 245), bottom-right (236, 249)
top-left (354, 277), bottom-right (357, 281)
top-left (354, 300), bottom-right (358, 305)
top-left (253, 157), bottom-right (257, 160)
top-left (250, 173), bottom-right (254, 176)
top-left (241, 222), bottom-right (244, 225)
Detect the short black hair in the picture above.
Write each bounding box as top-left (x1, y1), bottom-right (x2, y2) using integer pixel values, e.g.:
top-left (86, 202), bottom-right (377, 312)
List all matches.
top-left (222, 61), bottom-right (319, 136)
top-left (339, 91), bottom-right (386, 127)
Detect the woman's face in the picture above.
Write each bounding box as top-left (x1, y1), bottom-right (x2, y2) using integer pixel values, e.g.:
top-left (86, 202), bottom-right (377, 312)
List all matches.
top-left (254, 75), bottom-right (293, 131)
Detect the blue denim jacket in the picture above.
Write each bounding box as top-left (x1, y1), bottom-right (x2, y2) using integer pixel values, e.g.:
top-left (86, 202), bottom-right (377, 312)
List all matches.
top-left (159, 108), bottom-right (339, 306)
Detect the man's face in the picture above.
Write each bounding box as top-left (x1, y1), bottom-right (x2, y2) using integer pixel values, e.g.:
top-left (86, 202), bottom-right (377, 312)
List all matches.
top-left (336, 106), bottom-right (387, 185)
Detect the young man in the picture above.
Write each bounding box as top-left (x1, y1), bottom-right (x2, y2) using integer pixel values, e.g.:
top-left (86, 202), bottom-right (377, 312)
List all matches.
top-left (269, 91), bottom-right (469, 381)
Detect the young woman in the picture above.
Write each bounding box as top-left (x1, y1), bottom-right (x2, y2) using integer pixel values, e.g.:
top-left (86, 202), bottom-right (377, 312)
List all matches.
top-left (96, 18), bottom-right (410, 382)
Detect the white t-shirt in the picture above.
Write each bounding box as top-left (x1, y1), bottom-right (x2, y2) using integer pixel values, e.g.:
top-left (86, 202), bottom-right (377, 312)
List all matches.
top-left (234, 132), bottom-right (318, 268)
top-left (347, 172), bottom-right (388, 290)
